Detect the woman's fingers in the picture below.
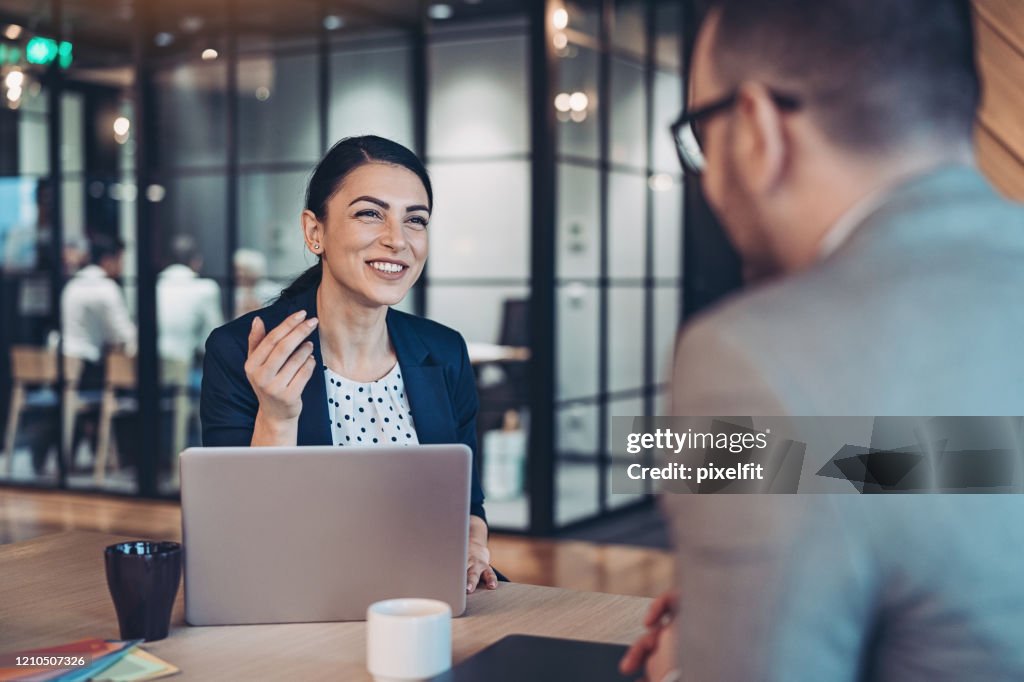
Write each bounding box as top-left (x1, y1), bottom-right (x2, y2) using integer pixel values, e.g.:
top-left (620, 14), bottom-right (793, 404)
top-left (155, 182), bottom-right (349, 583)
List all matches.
top-left (273, 342), bottom-right (314, 390)
top-left (243, 311), bottom-right (320, 425)
top-left (481, 566), bottom-right (498, 590)
top-left (467, 560), bottom-right (484, 594)
top-left (287, 353), bottom-right (318, 393)
top-left (247, 316), bottom-right (266, 356)
top-left (248, 310), bottom-right (304, 365)
top-left (247, 309), bottom-right (309, 367)
top-left (262, 317), bottom-right (319, 376)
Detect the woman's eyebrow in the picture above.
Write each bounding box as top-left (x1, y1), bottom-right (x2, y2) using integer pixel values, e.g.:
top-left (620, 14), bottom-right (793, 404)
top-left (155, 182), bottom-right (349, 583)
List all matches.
top-left (349, 195), bottom-right (389, 209)
top-left (405, 204), bottom-right (430, 214)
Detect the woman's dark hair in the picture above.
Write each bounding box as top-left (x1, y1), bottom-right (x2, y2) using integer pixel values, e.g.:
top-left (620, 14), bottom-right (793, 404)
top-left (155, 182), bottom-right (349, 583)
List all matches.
top-left (280, 135), bottom-right (433, 299)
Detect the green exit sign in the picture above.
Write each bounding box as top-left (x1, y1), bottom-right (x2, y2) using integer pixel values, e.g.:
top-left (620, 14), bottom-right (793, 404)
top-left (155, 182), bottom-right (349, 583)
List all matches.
top-left (0, 43), bottom-right (23, 66)
top-left (25, 37), bottom-right (73, 68)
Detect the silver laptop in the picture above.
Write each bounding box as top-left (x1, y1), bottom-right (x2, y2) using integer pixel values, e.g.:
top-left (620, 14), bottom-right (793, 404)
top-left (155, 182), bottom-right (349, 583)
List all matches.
top-left (180, 445), bottom-right (471, 626)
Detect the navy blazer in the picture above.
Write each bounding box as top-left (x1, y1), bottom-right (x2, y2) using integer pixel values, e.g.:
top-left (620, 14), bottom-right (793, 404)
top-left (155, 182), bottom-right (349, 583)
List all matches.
top-left (200, 286), bottom-right (486, 521)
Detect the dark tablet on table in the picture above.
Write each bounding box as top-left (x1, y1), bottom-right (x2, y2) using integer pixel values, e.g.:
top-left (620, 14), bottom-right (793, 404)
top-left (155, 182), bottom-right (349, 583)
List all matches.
top-left (429, 634), bottom-right (632, 682)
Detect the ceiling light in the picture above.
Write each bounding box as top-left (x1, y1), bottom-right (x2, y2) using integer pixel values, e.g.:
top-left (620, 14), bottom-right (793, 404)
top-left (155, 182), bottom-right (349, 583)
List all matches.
top-left (181, 16), bottom-right (203, 33)
top-left (113, 116), bottom-right (130, 136)
top-left (428, 4), bottom-right (453, 20)
top-left (553, 32), bottom-right (568, 50)
top-left (146, 184), bottom-right (166, 203)
top-left (255, 86), bottom-right (270, 101)
top-left (322, 15), bottom-right (344, 30)
top-left (4, 24), bottom-right (23, 40)
top-left (554, 92), bottom-right (571, 113)
top-left (568, 91), bottom-right (588, 112)
top-left (154, 32), bottom-right (175, 47)
top-left (5, 70), bottom-right (24, 88)
top-left (201, 48), bottom-right (218, 61)
top-left (553, 8), bottom-right (568, 30)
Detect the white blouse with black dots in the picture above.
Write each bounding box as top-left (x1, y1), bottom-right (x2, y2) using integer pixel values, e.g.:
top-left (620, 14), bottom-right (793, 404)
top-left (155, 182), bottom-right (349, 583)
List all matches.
top-left (323, 363), bottom-right (419, 447)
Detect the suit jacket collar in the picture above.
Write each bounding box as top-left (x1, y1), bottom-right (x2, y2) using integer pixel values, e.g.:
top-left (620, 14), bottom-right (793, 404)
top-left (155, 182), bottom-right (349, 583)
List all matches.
top-left (284, 287), bottom-right (455, 446)
top-left (831, 163), bottom-right (991, 260)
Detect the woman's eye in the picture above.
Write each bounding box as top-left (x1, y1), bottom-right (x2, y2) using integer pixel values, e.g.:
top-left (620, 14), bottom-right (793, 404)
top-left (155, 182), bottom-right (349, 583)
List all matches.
top-left (408, 216), bottom-right (429, 229)
top-left (356, 209), bottom-right (382, 220)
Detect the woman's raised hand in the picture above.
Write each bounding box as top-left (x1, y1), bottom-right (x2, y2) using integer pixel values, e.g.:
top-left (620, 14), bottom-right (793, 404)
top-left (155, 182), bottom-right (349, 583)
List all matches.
top-left (245, 310), bottom-right (319, 430)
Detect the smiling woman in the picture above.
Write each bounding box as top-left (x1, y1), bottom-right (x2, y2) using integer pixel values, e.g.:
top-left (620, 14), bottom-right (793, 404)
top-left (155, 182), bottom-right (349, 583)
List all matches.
top-left (200, 136), bottom-right (499, 594)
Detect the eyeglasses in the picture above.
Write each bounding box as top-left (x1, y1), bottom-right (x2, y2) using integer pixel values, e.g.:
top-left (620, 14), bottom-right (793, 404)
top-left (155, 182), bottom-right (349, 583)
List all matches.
top-left (670, 90), bottom-right (802, 174)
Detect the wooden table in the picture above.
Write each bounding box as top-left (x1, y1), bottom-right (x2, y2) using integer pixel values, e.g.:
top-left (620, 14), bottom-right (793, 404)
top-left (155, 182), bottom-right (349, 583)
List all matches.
top-left (1, 531), bottom-right (651, 680)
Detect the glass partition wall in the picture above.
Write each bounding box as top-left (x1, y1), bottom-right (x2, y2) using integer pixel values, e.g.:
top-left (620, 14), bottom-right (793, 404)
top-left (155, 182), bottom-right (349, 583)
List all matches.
top-left (0, 0), bottom-right (685, 535)
top-left (552, 0), bottom-right (684, 529)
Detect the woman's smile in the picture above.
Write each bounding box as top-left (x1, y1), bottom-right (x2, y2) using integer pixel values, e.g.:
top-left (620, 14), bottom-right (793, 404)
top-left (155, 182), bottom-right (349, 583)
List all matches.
top-left (367, 258), bottom-right (409, 280)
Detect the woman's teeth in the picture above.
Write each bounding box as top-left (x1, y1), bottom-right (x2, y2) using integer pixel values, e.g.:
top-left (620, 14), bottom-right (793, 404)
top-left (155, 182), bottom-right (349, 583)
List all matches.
top-left (370, 261), bottom-right (404, 273)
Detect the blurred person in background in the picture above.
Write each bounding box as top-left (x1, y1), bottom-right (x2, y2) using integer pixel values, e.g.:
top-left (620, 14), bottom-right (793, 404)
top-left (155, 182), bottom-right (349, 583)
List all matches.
top-left (622, 1), bottom-right (1024, 681)
top-left (233, 248), bottom-right (280, 318)
top-left (61, 233), bottom-right (136, 374)
top-left (46, 234), bottom-right (135, 473)
top-left (156, 234), bottom-right (224, 366)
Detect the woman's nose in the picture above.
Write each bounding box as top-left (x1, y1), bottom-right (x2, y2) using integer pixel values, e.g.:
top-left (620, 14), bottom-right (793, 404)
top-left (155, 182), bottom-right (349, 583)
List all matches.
top-left (380, 217), bottom-right (408, 251)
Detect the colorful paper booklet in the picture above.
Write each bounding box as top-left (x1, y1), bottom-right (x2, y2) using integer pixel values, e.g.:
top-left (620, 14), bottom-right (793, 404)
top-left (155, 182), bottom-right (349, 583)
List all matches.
top-left (0, 639), bottom-right (177, 682)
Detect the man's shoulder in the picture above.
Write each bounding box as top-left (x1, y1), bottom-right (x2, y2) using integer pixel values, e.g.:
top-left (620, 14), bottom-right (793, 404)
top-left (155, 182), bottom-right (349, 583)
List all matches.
top-left (679, 273), bottom-right (825, 351)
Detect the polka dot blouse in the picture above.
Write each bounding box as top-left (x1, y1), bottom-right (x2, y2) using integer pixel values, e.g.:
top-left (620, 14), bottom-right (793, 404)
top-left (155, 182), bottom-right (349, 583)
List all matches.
top-left (324, 363), bottom-right (419, 447)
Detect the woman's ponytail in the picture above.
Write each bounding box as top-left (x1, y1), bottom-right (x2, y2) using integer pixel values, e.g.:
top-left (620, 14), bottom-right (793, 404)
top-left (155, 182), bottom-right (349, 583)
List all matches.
top-left (280, 260), bottom-right (323, 299)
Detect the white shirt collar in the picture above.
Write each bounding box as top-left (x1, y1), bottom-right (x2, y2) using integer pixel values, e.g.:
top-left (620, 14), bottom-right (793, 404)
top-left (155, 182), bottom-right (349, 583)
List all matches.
top-left (816, 185), bottom-right (892, 261)
top-left (76, 264), bottom-right (107, 279)
top-left (816, 161), bottom-right (972, 261)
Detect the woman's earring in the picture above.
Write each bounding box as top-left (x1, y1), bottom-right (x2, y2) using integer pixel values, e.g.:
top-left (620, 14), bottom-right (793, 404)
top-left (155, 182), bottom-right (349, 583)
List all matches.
top-left (312, 243), bottom-right (320, 251)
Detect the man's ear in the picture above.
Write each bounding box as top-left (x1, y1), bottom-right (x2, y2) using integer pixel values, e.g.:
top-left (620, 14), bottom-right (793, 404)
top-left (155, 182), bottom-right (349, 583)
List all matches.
top-left (730, 81), bottom-right (788, 196)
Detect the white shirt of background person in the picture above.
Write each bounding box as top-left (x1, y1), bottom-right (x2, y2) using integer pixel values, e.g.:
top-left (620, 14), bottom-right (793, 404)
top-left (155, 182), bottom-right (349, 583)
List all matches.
top-left (156, 264), bottom-right (224, 362)
top-left (60, 264), bottom-right (137, 363)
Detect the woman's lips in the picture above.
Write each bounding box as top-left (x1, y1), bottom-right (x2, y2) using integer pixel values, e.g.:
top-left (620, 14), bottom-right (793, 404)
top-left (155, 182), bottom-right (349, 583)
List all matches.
top-left (367, 260), bottom-right (408, 281)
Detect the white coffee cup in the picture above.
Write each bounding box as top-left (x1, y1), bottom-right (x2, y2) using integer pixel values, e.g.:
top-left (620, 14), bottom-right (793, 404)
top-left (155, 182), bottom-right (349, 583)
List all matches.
top-left (366, 598), bottom-right (452, 682)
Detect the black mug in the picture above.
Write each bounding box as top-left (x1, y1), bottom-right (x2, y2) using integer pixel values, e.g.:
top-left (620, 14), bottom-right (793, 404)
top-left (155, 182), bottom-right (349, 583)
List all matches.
top-left (104, 541), bottom-right (182, 641)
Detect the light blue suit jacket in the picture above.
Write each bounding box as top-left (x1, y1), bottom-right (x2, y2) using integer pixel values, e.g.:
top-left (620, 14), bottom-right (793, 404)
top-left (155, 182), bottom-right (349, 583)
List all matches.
top-left (666, 166), bottom-right (1024, 681)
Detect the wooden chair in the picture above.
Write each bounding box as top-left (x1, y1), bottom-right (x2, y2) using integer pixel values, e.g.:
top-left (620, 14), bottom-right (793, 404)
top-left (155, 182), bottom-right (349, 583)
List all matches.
top-left (163, 358), bottom-right (192, 488)
top-left (3, 346), bottom-right (83, 476)
top-left (93, 352), bottom-right (193, 484)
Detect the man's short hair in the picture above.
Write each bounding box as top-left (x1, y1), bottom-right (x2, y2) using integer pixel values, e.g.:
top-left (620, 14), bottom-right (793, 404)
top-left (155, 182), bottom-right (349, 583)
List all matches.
top-left (169, 234), bottom-right (200, 267)
top-left (707, 0), bottom-right (979, 152)
top-left (89, 234), bottom-right (125, 264)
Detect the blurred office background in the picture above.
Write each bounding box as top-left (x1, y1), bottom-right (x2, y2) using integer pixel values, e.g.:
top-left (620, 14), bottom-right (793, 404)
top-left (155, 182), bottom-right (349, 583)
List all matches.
top-left (0, 0), bottom-right (687, 535)
top-left (1, 0), bottom-right (1020, 537)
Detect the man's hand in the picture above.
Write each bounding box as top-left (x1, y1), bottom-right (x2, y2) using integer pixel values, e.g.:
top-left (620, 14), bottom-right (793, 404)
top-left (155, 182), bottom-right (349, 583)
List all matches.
top-left (620, 589), bottom-right (679, 679)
